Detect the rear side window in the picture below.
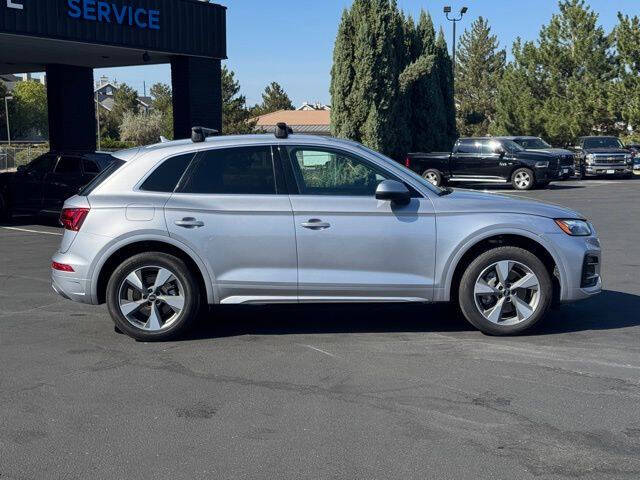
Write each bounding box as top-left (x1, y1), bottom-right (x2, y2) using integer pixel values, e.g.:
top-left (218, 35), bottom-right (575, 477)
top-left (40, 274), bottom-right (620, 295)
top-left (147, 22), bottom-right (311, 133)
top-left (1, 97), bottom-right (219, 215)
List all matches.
top-left (55, 156), bottom-right (82, 174)
top-left (456, 140), bottom-right (480, 154)
top-left (140, 153), bottom-right (194, 192)
top-left (78, 157), bottom-right (123, 196)
top-left (179, 146), bottom-right (276, 195)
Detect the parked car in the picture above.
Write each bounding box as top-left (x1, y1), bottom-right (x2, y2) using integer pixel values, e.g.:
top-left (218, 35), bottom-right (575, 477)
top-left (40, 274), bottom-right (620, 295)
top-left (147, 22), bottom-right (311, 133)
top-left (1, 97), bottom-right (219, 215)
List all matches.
top-left (571, 136), bottom-right (634, 179)
top-left (498, 136), bottom-right (575, 179)
top-left (405, 137), bottom-right (565, 190)
top-left (0, 151), bottom-right (115, 219)
top-left (51, 126), bottom-right (602, 341)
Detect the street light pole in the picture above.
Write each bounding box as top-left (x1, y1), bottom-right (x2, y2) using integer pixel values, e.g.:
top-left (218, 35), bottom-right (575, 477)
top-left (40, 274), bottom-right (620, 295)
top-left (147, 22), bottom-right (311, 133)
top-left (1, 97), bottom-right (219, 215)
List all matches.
top-left (3, 95), bottom-right (13, 146)
top-left (444, 6), bottom-right (468, 80)
top-left (95, 92), bottom-right (101, 151)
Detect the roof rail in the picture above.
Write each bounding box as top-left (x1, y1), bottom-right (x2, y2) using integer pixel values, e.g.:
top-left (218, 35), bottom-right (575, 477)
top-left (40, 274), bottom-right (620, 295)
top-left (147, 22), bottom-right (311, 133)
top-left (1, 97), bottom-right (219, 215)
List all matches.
top-left (275, 122), bottom-right (293, 139)
top-left (191, 126), bottom-right (219, 143)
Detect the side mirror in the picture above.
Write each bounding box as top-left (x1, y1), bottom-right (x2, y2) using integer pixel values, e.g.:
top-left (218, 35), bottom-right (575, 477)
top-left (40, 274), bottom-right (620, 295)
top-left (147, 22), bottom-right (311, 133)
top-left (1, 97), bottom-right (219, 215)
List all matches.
top-left (496, 147), bottom-right (506, 157)
top-left (375, 179), bottom-right (411, 205)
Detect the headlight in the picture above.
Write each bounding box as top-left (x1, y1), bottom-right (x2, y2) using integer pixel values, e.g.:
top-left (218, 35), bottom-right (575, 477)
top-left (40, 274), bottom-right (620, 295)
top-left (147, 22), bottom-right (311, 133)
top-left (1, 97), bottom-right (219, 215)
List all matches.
top-left (535, 161), bottom-right (549, 168)
top-left (625, 154), bottom-right (632, 164)
top-left (554, 219), bottom-right (592, 236)
top-left (585, 154), bottom-right (595, 165)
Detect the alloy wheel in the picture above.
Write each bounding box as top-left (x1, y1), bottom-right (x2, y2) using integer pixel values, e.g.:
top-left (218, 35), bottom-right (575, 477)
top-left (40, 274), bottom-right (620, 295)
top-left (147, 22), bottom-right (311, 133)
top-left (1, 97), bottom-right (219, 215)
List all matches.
top-left (514, 171), bottom-right (531, 189)
top-left (425, 171), bottom-right (439, 185)
top-left (118, 266), bottom-right (185, 332)
top-left (473, 260), bottom-right (540, 326)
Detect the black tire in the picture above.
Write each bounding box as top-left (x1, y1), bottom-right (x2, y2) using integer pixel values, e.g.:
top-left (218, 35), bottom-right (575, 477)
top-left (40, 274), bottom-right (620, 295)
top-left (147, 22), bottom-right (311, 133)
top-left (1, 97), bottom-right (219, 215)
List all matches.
top-left (511, 168), bottom-right (535, 190)
top-left (422, 168), bottom-right (443, 187)
top-left (106, 252), bottom-right (201, 341)
top-left (458, 246), bottom-right (553, 335)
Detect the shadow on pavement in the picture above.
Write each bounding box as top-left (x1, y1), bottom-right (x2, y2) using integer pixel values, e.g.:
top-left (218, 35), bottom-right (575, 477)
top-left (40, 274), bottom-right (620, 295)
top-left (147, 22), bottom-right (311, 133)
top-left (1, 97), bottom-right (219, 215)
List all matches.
top-left (0, 214), bottom-right (61, 228)
top-left (476, 183), bottom-right (584, 192)
top-left (186, 289), bottom-right (639, 340)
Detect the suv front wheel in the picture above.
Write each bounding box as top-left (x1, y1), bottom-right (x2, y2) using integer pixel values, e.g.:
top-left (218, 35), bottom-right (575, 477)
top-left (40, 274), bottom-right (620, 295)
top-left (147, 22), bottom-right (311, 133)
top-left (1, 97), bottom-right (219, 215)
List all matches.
top-left (458, 246), bottom-right (552, 335)
top-left (106, 252), bottom-right (201, 341)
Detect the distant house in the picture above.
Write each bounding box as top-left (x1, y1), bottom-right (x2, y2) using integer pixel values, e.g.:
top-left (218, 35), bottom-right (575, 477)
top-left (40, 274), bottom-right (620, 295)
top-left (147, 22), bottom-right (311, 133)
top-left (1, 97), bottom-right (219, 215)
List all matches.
top-left (95, 76), bottom-right (152, 114)
top-left (252, 109), bottom-right (331, 136)
top-left (0, 73), bottom-right (22, 93)
top-left (297, 101), bottom-right (331, 111)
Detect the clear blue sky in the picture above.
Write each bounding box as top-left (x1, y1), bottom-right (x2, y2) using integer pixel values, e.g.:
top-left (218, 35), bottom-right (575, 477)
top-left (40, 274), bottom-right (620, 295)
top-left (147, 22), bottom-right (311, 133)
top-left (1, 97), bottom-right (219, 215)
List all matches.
top-left (95, 0), bottom-right (639, 107)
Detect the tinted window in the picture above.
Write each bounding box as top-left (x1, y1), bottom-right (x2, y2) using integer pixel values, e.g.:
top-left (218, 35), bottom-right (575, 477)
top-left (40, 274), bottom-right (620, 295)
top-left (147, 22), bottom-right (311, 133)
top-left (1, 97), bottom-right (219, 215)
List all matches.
top-left (516, 138), bottom-right (551, 149)
top-left (26, 154), bottom-right (56, 175)
top-left (180, 147), bottom-right (276, 195)
top-left (140, 153), bottom-right (194, 192)
top-left (456, 140), bottom-right (480, 154)
top-left (82, 158), bottom-right (100, 174)
top-left (480, 140), bottom-right (503, 155)
top-left (582, 137), bottom-right (624, 149)
top-left (78, 158), bottom-right (125, 196)
top-left (288, 147), bottom-right (389, 196)
top-left (55, 156), bottom-right (82, 174)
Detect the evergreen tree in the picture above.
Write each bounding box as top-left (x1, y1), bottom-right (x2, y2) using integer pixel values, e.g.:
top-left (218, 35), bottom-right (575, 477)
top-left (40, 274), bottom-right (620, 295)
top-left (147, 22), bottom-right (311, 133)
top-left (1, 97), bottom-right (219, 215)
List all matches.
top-left (331, 0), bottom-right (410, 160)
top-left (10, 80), bottom-right (48, 140)
top-left (111, 83), bottom-right (139, 119)
top-left (455, 17), bottom-right (505, 136)
top-left (492, 39), bottom-right (545, 136)
top-left (0, 81), bottom-right (7, 141)
top-left (434, 29), bottom-right (457, 149)
top-left (536, 0), bottom-right (615, 145)
top-left (255, 82), bottom-right (294, 115)
top-left (611, 13), bottom-right (640, 132)
top-left (150, 83), bottom-right (173, 139)
top-left (221, 65), bottom-right (255, 135)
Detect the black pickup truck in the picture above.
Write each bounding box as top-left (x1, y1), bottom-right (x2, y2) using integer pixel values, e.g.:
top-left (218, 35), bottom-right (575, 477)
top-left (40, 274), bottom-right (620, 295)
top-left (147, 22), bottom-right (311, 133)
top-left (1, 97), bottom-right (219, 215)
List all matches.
top-left (405, 137), bottom-right (564, 190)
top-left (571, 136), bottom-right (634, 179)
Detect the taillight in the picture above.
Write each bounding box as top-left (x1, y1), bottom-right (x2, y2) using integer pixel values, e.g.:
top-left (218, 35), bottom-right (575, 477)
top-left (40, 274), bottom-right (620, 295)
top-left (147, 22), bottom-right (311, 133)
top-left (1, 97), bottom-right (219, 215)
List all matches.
top-left (405, 156), bottom-right (411, 168)
top-left (59, 208), bottom-right (90, 231)
top-left (52, 261), bottom-right (75, 272)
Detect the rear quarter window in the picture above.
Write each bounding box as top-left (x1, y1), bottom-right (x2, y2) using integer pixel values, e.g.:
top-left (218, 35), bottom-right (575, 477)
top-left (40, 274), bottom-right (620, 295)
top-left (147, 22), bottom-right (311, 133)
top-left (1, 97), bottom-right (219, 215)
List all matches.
top-left (139, 153), bottom-right (195, 192)
top-left (78, 157), bottom-right (124, 196)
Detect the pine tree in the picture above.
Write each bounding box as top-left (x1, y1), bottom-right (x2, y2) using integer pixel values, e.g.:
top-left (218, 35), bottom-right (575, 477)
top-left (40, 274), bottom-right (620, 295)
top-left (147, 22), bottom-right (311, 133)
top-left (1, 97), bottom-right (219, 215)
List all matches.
top-left (435, 29), bottom-right (457, 149)
top-left (611, 13), bottom-right (640, 134)
top-left (330, 0), bottom-right (410, 160)
top-left (255, 82), bottom-right (294, 115)
top-left (536, 0), bottom-right (615, 145)
top-left (221, 65), bottom-right (255, 135)
top-left (455, 17), bottom-right (505, 136)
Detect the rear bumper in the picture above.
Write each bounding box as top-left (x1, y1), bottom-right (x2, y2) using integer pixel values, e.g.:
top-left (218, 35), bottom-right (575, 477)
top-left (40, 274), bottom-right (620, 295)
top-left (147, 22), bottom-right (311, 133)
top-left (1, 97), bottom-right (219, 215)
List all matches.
top-left (51, 269), bottom-right (93, 304)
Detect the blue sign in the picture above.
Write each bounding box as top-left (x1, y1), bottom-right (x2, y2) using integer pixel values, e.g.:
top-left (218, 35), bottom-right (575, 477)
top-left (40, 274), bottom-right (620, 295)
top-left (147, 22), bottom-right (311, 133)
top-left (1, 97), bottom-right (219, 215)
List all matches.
top-left (67, 0), bottom-right (160, 30)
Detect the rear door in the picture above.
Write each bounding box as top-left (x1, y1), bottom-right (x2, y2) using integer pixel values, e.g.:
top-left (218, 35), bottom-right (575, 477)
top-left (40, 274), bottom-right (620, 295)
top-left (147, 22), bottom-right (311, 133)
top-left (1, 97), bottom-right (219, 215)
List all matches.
top-left (283, 145), bottom-right (436, 302)
top-left (164, 145), bottom-right (297, 303)
top-left (10, 153), bottom-right (57, 212)
top-left (450, 140), bottom-right (482, 176)
top-left (43, 154), bottom-right (84, 213)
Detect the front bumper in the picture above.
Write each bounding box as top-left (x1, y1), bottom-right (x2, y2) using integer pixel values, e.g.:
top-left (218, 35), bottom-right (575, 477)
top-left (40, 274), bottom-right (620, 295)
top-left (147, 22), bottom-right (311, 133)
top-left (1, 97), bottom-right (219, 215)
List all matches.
top-left (584, 165), bottom-right (632, 176)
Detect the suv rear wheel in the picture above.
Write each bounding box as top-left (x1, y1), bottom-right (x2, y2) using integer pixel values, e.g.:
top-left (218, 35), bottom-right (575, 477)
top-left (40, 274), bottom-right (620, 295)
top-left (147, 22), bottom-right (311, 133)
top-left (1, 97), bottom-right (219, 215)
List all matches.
top-left (458, 246), bottom-right (552, 335)
top-left (511, 168), bottom-right (535, 190)
top-left (106, 252), bottom-right (201, 341)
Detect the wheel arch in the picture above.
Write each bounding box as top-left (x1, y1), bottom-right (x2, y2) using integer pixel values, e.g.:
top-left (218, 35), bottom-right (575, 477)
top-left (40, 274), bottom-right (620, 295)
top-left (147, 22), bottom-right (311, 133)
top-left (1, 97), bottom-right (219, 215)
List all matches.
top-left (444, 229), bottom-right (564, 304)
top-left (91, 235), bottom-right (216, 305)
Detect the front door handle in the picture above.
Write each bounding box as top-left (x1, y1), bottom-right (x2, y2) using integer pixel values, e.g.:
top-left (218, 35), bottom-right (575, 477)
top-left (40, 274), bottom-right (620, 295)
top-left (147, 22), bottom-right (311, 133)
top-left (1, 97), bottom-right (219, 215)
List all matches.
top-left (174, 217), bottom-right (204, 228)
top-left (301, 219), bottom-right (331, 230)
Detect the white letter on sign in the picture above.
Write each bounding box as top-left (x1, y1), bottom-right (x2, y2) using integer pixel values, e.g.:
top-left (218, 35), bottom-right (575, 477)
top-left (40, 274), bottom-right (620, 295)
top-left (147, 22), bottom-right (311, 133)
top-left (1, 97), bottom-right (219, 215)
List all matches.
top-left (7, 0), bottom-right (24, 10)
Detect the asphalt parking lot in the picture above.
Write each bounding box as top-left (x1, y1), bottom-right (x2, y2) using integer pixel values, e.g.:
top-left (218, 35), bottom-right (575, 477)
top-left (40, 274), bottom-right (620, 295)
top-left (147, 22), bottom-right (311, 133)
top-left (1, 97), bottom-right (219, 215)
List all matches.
top-left (1, 178), bottom-right (639, 479)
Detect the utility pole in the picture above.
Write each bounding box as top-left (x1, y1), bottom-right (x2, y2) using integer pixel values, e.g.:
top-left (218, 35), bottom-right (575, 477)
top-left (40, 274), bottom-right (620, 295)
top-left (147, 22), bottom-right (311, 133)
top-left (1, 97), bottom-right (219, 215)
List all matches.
top-left (95, 91), bottom-right (101, 151)
top-left (444, 6), bottom-right (468, 80)
top-left (3, 95), bottom-right (13, 146)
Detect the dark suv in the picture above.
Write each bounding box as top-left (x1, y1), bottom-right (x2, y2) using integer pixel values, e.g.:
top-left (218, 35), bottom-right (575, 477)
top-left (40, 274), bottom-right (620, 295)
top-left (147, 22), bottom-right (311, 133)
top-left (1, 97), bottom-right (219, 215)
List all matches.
top-left (0, 151), bottom-right (114, 219)
top-left (571, 136), bottom-right (634, 179)
top-left (498, 136), bottom-right (575, 179)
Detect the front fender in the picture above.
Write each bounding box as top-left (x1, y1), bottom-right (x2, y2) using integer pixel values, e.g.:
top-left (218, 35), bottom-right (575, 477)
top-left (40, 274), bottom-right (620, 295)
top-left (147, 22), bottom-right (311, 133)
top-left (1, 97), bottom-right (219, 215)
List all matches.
top-left (436, 217), bottom-right (568, 302)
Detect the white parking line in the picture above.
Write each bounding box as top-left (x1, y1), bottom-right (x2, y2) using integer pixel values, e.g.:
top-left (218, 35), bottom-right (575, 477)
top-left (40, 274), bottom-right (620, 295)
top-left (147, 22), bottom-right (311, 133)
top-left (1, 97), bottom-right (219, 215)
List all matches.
top-left (303, 344), bottom-right (340, 358)
top-left (1, 226), bottom-right (62, 236)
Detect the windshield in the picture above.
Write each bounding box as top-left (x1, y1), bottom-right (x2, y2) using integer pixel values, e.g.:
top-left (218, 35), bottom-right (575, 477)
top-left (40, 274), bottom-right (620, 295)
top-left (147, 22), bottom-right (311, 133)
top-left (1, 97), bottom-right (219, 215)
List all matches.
top-left (502, 140), bottom-right (525, 153)
top-left (583, 137), bottom-right (624, 149)
top-left (354, 144), bottom-right (445, 194)
top-left (516, 138), bottom-right (551, 149)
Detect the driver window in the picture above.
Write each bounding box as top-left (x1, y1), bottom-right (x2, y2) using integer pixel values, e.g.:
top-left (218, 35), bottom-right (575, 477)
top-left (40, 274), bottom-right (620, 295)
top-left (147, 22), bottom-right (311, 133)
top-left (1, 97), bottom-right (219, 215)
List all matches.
top-left (288, 147), bottom-right (390, 196)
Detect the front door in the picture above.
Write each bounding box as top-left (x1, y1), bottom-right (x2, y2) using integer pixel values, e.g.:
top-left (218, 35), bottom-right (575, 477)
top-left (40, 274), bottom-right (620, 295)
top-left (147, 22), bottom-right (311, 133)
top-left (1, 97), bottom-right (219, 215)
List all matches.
top-left (165, 145), bottom-right (297, 304)
top-left (283, 146), bottom-right (436, 302)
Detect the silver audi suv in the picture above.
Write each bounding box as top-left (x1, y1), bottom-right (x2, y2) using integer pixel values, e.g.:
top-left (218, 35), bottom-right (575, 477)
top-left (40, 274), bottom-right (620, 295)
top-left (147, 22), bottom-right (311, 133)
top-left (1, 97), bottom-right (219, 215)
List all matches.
top-left (51, 126), bottom-right (602, 341)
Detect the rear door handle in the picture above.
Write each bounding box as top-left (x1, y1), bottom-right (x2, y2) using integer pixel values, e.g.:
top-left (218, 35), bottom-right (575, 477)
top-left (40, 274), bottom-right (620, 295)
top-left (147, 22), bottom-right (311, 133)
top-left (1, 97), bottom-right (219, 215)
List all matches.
top-left (301, 219), bottom-right (331, 230)
top-left (174, 217), bottom-right (204, 228)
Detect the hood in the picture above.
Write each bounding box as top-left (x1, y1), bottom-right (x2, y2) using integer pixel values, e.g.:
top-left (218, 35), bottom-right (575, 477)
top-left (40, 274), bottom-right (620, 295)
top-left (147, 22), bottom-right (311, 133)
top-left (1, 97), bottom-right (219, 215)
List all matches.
top-left (514, 150), bottom-right (555, 160)
top-left (436, 188), bottom-right (583, 219)
top-left (528, 148), bottom-right (574, 156)
top-left (583, 147), bottom-right (630, 155)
